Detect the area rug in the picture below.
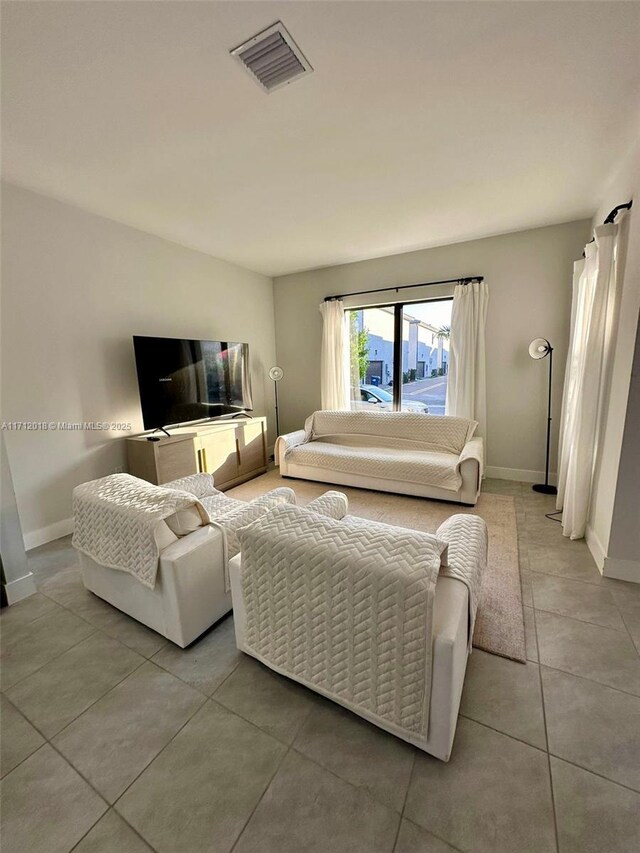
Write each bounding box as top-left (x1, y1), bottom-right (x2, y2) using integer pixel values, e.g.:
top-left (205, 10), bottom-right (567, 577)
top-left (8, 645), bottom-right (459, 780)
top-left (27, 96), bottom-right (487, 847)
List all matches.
top-left (228, 470), bottom-right (526, 663)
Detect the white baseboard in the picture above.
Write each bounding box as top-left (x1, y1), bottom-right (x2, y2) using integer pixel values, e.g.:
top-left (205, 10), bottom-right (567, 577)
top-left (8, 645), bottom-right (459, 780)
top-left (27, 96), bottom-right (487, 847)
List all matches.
top-left (485, 466), bottom-right (557, 485)
top-left (585, 525), bottom-right (606, 572)
top-left (24, 517), bottom-right (74, 551)
top-left (603, 557), bottom-right (640, 584)
top-left (6, 572), bottom-right (38, 604)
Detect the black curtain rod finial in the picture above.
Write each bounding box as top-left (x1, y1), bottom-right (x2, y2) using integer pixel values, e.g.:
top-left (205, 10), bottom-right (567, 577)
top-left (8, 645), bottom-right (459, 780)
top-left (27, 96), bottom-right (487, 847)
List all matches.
top-left (604, 200), bottom-right (633, 225)
top-left (582, 199), bottom-right (633, 257)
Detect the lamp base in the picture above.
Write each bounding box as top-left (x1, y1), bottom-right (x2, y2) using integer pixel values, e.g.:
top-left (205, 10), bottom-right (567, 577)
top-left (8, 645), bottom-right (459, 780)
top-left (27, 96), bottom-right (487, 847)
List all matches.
top-left (532, 483), bottom-right (558, 495)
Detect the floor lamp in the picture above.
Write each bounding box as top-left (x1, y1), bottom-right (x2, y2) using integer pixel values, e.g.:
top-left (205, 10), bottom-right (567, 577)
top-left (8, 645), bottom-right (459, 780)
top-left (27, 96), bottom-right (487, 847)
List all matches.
top-left (268, 366), bottom-right (284, 437)
top-left (528, 338), bottom-right (558, 495)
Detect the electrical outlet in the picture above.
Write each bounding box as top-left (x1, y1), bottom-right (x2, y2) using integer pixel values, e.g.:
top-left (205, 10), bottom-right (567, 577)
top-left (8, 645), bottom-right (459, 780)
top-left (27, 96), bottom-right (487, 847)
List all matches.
top-left (114, 466), bottom-right (125, 474)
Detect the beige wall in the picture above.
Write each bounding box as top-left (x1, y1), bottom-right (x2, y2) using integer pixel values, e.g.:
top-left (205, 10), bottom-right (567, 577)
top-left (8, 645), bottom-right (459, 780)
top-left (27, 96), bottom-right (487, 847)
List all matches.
top-left (585, 138), bottom-right (639, 577)
top-left (273, 219), bottom-right (590, 479)
top-left (1, 184), bottom-right (276, 547)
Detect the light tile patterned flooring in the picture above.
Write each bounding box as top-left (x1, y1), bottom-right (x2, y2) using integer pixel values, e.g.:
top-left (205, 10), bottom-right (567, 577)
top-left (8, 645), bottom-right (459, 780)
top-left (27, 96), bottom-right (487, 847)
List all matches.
top-left (1, 478), bottom-right (639, 853)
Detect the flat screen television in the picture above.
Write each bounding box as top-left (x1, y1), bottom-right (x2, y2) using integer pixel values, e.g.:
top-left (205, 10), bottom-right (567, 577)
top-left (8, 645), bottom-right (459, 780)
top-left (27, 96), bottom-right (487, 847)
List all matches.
top-left (133, 336), bottom-right (253, 429)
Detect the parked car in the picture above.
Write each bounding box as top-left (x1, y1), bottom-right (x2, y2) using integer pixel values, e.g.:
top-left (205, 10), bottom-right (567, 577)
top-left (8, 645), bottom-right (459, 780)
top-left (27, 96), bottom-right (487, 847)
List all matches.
top-left (354, 385), bottom-right (429, 413)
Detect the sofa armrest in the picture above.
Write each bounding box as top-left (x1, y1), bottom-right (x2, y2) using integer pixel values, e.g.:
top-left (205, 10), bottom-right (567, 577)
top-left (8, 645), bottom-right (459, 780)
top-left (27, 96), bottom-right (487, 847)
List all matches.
top-left (274, 429), bottom-right (307, 466)
top-left (458, 438), bottom-right (484, 501)
top-left (162, 472), bottom-right (220, 498)
top-left (436, 514), bottom-right (488, 650)
top-left (159, 523), bottom-right (227, 573)
top-left (158, 524), bottom-right (231, 644)
top-left (304, 490), bottom-right (349, 520)
top-left (252, 487), bottom-right (297, 507)
top-left (459, 437), bottom-right (483, 476)
top-left (220, 488), bottom-right (297, 556)
top-left (436, 514), bottom-right (488, 578)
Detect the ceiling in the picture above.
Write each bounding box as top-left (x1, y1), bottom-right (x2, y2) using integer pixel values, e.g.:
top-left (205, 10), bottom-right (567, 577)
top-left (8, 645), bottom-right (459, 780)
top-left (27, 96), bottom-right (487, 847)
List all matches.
top-left (2, 1), bottom-right (639, 277)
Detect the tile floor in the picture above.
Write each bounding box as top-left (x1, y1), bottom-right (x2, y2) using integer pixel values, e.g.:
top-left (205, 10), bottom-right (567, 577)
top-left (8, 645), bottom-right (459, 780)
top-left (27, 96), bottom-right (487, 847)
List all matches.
top-left (1, 479), bottom-right (639, 853)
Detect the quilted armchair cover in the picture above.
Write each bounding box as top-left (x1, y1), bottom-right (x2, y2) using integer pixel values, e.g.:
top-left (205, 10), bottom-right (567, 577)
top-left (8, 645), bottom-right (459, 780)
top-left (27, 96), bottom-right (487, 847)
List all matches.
top-left (237, 504), bottom-right (445, 739)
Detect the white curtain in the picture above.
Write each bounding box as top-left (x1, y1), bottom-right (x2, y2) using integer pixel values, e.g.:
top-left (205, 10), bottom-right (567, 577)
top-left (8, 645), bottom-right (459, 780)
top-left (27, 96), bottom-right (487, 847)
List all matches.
top-left (446, 281), bottom-right (489, 437)
top-left (319, 299), bottom-right (349, 410)
top-left (556, 224), bottom-right (619, 539)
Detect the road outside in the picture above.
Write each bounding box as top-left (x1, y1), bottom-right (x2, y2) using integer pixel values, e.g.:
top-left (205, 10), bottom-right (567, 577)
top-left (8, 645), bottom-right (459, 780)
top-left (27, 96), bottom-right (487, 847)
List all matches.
top-left (399, 375), bottom-right (448, 415)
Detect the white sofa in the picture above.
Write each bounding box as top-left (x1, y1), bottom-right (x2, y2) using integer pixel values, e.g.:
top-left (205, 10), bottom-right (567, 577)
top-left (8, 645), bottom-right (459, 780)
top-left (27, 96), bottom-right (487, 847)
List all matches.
top-left (76, 473), bottom-right (295, 647)
top-left (230, 502), bottom-right (487, 761)
top-left (276, 410), bottom-right (483, 505)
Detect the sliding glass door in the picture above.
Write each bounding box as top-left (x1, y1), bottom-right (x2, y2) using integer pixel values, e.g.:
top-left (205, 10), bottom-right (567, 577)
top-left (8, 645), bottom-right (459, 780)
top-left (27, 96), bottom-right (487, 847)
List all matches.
top-left (347, 298), bottom-right (452, 415)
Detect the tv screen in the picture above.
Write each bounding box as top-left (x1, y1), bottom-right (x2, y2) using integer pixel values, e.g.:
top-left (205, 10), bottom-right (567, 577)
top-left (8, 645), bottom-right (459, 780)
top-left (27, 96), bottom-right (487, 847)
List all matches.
top-left (133, 336), bottom-right (253, 429)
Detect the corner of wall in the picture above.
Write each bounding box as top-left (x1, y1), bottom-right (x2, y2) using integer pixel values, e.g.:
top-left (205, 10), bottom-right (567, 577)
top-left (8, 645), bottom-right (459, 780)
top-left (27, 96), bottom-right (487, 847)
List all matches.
top-left (5, 572), bottom-right (38, 604)
top-left (585, 523), bottom-right (606, 572)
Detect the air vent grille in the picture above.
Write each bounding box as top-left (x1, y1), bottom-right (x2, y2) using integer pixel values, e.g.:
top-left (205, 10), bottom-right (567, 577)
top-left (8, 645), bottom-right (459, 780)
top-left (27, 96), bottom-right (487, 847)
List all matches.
top-left (231, 22), bottom-right (313, 93)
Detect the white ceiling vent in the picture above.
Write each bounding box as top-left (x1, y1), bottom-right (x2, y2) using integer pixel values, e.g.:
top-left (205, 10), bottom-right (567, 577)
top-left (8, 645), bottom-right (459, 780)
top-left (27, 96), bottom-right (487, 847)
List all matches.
top-left (230, 22), bottom-right (313, 93)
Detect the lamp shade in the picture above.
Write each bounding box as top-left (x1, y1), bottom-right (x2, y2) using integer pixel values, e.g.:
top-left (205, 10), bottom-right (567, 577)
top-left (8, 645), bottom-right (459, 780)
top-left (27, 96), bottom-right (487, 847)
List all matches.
top-left (269, 366), bottom-right (284, 382)
top-left (528, 338), bottom-right (551, 360)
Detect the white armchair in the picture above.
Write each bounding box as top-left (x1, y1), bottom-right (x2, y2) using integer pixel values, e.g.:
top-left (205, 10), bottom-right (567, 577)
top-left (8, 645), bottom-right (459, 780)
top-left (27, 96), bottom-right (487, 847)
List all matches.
top-left (229, 502), bottom-right (488, 761)
top-left (77, 473), bottom-right (295, 647)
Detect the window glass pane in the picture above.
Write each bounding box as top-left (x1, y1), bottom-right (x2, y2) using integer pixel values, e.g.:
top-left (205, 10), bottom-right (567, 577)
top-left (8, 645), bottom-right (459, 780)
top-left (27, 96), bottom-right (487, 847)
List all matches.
top-left (348, 299), bottom-right (452, 415)
top-left (400, 300), bottom-right (452, 415)
top-left (348, 307), bottom-right (395, 411)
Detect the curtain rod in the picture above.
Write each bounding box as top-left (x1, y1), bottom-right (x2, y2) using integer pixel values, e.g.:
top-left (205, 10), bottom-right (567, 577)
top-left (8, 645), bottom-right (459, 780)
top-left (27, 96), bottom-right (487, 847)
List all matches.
top-left (323, 275), bottom-right (484, 303)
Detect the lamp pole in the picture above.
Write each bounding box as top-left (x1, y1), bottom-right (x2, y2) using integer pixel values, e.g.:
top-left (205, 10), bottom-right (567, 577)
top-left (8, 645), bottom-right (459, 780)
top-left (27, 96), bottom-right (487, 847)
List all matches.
top-left (533, 344), bottom-right (557, 495)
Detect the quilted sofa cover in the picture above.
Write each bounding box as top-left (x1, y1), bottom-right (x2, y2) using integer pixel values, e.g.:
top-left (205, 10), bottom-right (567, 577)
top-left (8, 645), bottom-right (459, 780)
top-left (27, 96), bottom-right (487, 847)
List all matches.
top-left (277, 410), bottom-right (483, 504)
top-left (73, 472), bottom-right (296, 591)
top-left (238, 503), bottom-right (444, 739)
top-left (164, 471), bottom-right (296, 558)
top-left (234, 502), bottom-right (488, 754)
top-left (72, 473), bottom-right (211, 588)
top-left (305, 410), bottom-right (476, 452)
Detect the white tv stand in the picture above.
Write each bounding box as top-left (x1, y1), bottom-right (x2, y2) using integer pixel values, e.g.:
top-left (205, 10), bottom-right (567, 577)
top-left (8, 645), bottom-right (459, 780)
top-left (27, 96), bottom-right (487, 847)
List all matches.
top-left (126, 416), bottom-right (268, 490)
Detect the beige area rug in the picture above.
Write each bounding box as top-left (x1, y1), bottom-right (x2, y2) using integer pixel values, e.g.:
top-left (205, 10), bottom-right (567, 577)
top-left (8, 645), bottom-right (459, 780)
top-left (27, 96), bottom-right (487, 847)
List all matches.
top-left (228, 470), bottom-right (526, 663)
